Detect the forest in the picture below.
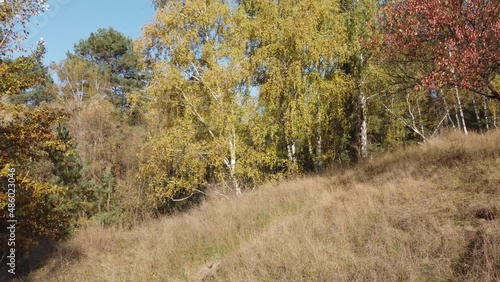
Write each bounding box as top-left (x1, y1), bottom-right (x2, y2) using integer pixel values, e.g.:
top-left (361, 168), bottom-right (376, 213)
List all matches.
top-left (0, 0), bottom-right (499, 276)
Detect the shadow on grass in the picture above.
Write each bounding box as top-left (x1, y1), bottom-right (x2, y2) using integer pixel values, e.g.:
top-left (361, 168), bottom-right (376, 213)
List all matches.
top-left (0, 237), bottom-right (82, 282)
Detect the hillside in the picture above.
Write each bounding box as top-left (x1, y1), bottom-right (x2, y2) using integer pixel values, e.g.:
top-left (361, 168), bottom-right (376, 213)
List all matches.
top-left (28, 132), bottom-right (500, 281)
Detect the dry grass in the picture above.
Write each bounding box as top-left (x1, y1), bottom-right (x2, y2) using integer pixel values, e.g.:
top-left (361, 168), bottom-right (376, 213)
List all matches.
top-left (27, 131), bottom-right (500, 281)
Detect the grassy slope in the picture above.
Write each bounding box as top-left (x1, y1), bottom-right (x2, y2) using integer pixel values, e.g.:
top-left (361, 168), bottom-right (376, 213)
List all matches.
top-left (29, 132), bottom-right (500, 281)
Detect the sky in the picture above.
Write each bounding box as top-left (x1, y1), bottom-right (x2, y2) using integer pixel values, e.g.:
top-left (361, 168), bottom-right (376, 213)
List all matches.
top-left (22, 0), bottom-right (156, 66)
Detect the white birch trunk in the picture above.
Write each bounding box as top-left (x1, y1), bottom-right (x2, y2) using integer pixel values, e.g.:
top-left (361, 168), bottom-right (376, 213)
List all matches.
top-left (405, 92), bottom-right (427, 142)
top-left (449, 50), bottom-right (468, 135)
top-left (228, 127), bottom-right (240, 195)
top-left (308, 138), bottom-right (313, 158)
top-left (358, 53), bottom-right (368, 159)
top-left (316, 131), bottom-right (323, 171)
top-left (455, 87), bottom-right (468, 135)
top-left (315, 92), bottom-right (323, 171)
top-left (360, 94), bottom-right (368, 159)
top-left (441, 92), bottom-right (456, 130)
top-left (483, 97), bottom-right (490, 131)
top-left (493, 108), bottom-right (498, 129)
top-left (286, 140), bottom-right (297, 170)
top-left (455, 103), bottom-right (462, 131)
top-left (472, 98), bottom-right (482, 133)
top-left (416, 100), bottom-right (425, 137)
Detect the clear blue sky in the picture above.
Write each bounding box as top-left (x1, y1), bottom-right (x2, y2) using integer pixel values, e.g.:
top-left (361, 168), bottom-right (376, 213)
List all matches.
top-left (23, 0), bottom-right (156, 65)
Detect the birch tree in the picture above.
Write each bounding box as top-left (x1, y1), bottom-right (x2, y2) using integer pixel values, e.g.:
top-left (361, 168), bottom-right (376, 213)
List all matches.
top-left (137, 0), bottom-right (254, 205)
top-left (241, 0), bottom-right (350, 171)
top-left (340, 0), bottom-right (383, 159)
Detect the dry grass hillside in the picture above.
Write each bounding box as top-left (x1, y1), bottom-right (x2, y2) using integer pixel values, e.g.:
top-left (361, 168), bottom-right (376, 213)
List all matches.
top-left (27, 132), bottom-right (500, 281)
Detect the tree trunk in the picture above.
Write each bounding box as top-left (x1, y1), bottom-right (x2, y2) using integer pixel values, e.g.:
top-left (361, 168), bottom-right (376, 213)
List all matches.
top-left (308, 138), bottom-right (313, 159)
top-left (358, 52), bottom-right (369, 159)
top-left (405, 92), bottom-right (427, 142)
top-left (228, 127), bottom-right (240, 195)
top-left (483, 97), bottom-right (490, 131)
top-left (472, 98), bottom-right (482, 133)
top-left (455, 103), bottom-right (462, 132)
top-left (360, 94), bottom-right (368, 159)
top-left (416, 99), bottom-right (425, 139)
top-left (286, 140), bottom-right (297, 171)
top-left (315, 93), bottom-right (323, 171)
top-left (449, 49), bottom-right (468, 135)
top-left (455, 87), bottom-right (468, 135)
top-left (493, 108), bottom-right (498, 129)
top-left (316, 131), bottom-right (323, 171)
top-left (441, 91), bottom-right (456, 130)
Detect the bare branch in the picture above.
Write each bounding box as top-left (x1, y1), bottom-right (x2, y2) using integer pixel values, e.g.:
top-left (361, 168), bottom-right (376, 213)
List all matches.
top-left (431, 113), bottom-right (449, 138)
top-left (168, 189), bottom-right (206, 202)
top-left (384, 103), bottom-right (428, 142)
top-left (176, 86), bottom-right (216, 138)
